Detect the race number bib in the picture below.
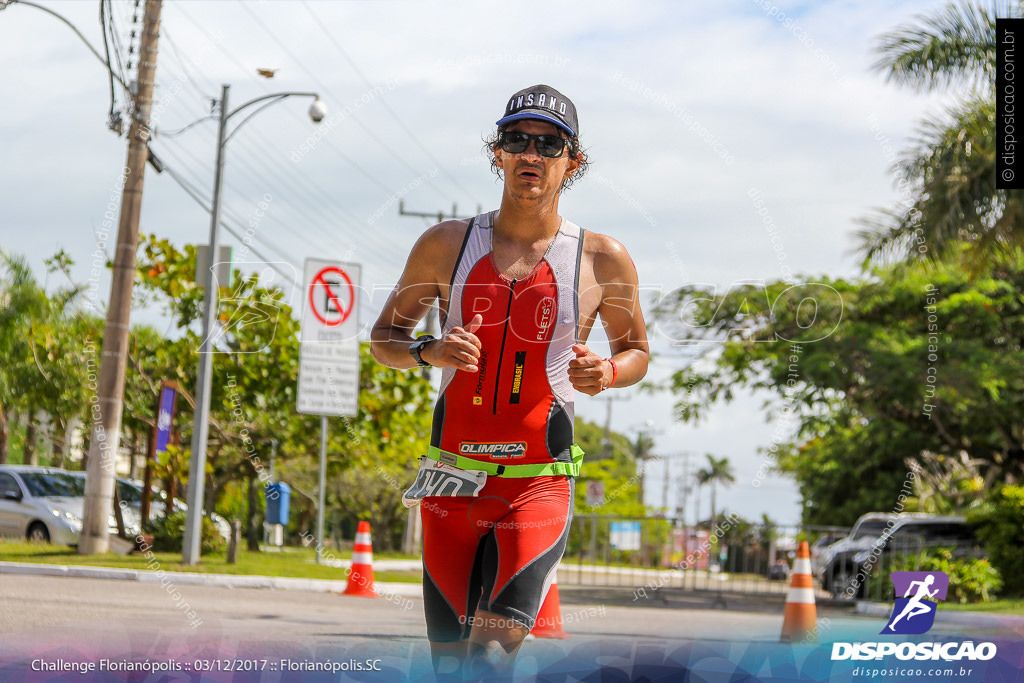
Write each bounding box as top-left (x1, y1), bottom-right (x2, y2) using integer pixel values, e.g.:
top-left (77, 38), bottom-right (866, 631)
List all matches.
top-left (401, 457), bottom-right (487, 509)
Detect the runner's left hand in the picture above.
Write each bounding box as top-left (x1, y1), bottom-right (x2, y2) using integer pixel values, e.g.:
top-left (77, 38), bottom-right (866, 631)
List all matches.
top-left (568, 344), bottom-right (613, 396)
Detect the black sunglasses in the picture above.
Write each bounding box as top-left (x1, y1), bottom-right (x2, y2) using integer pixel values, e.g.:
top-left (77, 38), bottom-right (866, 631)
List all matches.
top-left (499, 131), bottom-right (572, 158)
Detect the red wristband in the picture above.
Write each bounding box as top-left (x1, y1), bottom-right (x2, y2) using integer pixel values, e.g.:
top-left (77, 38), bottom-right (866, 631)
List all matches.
top-left (604, 357), bottom-right (618, 390)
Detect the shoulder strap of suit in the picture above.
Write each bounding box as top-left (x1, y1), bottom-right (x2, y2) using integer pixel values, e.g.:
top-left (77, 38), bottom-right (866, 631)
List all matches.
top-left (446, 215), bottom-right (476, 294)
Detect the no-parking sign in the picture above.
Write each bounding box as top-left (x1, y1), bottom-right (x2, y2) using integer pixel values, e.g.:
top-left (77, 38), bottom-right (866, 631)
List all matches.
top-left (296, 259), bottom-right (361, 416)
top-left (585, 480), bottom-right (606, 507)
top-left (309, 265), bottom-right (355, 327)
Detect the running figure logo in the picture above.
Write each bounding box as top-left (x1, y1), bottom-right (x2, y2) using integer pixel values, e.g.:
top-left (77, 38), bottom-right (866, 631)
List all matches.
top-left (882, 571), bottom-right (949, 635)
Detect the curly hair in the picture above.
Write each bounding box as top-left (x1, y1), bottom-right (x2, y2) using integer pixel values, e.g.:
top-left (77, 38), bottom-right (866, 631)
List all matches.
top-left (482, 124), bottom-right (590, 192)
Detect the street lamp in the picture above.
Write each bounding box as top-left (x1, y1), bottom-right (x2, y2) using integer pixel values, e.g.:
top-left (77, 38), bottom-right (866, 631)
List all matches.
top-left (182, 85), bottom-right (325, 565)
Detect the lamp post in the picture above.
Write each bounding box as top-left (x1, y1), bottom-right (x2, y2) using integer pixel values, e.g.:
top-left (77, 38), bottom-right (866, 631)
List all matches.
top-left (182, 85), bottom-right (325, 565)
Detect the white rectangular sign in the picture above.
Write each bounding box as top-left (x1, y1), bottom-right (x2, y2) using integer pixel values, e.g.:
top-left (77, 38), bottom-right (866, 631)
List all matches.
top-left (609, 521), bottom-right (642, 551)
top-left (296, 259), bottom-right (361, 417)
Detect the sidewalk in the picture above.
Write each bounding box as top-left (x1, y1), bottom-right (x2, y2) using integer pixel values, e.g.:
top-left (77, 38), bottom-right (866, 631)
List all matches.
top-left (2, 559), bottom-right (1021, 638)
top-left (0, 560), bottom-right (421, 596)
top-left (856, 598), bottom-right (1024, 634)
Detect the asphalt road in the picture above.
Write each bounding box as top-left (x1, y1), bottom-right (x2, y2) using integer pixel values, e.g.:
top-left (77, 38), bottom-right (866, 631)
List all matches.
top-left (0, 573), bottom-right (865, 643)
top-left (1, 574), bottom-right (1019, 682)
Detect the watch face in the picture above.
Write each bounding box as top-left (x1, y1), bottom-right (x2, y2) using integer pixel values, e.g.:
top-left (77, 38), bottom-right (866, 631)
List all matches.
top-left (410, 337), bottom-right (433, 367)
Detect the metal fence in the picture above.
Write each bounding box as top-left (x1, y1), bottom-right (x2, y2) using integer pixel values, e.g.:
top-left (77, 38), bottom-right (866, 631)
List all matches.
top-left (560, 515), bottom-right (846, 598)
top-left (833, 534), bottom-right (987, 603)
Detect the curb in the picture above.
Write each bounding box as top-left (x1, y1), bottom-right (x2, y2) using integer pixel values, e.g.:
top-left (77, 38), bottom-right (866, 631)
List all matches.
top-left (854, 601), bottom-right (891, 618)
top-left (0, 561), bottom-right (422, 597)
top-left (320, 558), bottom-right (422, 572)
top-left (856, 599), bottom-right (1024, 628)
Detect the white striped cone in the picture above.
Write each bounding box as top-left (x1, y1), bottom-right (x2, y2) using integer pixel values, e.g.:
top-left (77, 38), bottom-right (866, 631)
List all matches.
top-left (780, 541), bottom-right (817, 642)
top-left (532, 574), bottom-right (570, 639)
top-left (343, 520), bottom-right (378, 598)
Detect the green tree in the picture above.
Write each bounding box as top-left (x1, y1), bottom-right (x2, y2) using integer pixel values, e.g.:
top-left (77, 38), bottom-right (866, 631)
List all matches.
top-left (324, 342), bottom-right (434, 551)
top-left (910, 449), bottom-right (992, 514)
top-left (859, 1), bottom-right (1024, 262)
top-left (0, 251), bottom-right (99, 468)
top-left (968, 484), bottom-right (1024, 596)
top-left (573, 417), bottom-right (645, 516)
top-left (27, 308), bottom-right (100, 467)
top-left (653, 248), bottom-right (1024, 526)
top-left (0, 252), bottom-right (48, 464)
top-left (134, 235), bottom-right (318, 547)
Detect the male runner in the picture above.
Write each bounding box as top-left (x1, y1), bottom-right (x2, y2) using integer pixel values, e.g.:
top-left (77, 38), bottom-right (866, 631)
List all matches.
top-left (371, 84), bottom-right (649, 679)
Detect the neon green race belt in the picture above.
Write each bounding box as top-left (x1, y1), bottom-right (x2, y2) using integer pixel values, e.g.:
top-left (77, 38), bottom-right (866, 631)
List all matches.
top-left (425, 444), bottom-right (585, 478)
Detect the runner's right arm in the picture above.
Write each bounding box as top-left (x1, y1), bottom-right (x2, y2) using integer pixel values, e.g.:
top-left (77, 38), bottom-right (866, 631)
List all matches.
top-left (370, 222), bottom-right (482, 371)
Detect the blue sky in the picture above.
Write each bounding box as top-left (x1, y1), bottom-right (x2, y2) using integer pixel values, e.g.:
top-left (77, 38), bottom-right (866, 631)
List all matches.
top-left (0, 0), bottom-right (956, 526)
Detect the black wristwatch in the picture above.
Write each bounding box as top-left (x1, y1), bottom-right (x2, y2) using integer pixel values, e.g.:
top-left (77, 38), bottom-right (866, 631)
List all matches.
top-left (409, 335), bottom-right (436, 367)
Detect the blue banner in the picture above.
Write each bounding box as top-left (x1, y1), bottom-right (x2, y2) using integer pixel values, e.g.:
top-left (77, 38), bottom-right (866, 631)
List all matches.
top-left (154, 384), bottom-right (177, 454)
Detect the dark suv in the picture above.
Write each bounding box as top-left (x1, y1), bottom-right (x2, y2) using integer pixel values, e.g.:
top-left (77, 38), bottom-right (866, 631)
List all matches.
top-left (820, 514), bottom-right (984, 600)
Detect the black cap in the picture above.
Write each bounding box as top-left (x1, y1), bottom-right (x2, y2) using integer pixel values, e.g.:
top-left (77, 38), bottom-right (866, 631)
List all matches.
top-left (496, 84), bottom-right (578, 137)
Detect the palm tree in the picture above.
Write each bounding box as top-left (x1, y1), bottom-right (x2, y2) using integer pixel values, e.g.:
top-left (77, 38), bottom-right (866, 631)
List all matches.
top-left (695, 453), bottom-right (735, 527)
top-left (630, 427), bottom-right (657, 507)
top-left (859, 1), bottom-right (1024, 264)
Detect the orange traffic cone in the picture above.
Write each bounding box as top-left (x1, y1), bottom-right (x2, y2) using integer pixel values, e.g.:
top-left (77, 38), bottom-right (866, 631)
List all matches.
top-left (780, 541), bottom-right (817, 642)
top-left (531, 575), bottom-right (570, 639)
top-left (343, 521), bottom-right (378, 598)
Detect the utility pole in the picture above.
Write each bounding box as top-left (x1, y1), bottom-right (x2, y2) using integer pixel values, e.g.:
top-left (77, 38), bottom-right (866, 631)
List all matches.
top-left (662, 458), bottom-right (670, 513)
top-left (679, 450), bottom-right (691, 528)
top-left (637, 440), bottom-right (651, 510)
top-left (398, 200), bottom-right (463, 226)
top-left (80, 0), bottom-right (162, 555)
top-left (632, 419), bottom-right (660, 508)
top-left (596, 394), bottom-right (630, 459)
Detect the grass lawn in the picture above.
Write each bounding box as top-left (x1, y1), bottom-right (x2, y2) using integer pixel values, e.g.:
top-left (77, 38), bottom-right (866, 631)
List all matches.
top-left (940, 599), bottom-right (1024, 615)
top-left (0, 540), bottom-right (422, 584)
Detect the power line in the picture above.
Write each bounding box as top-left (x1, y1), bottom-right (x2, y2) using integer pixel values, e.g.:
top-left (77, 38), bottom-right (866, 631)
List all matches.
top-left (156, 136), bottom-right (349, 265)
top-left (5, 0), bottom-right (129, 91)
top-left (300, 0), bottom-right (480, 204)
top-left (104, 0), bottom-right (129, 95)
top-left (146, 51), bottom-right (417, 269)
top-left (159, 26), bottom-right (217, 103)
top-left (237, 2), bottom-right (464, 207)
top-left (152, 8), bottom-right (428, 278)
top-left (98, 0), bottom-right (117, 121)
top-left (159, 150), bottom-right (297, 268)
top-left (156, 132), bottom-right (399, 287)
top-left (154, 140), bottom-right (302, 262)
top-left (153, 108), bottom-right (393, 268)
top-left (167, 2), bottom-right (407, 205)
top-left (159, 160), bottom-right (302, 289)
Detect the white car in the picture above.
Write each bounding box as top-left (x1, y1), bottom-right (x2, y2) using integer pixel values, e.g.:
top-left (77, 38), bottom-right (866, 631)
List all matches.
top-left (0, 465), bottom-right (131, 544)
top-left (0, 465), bottom-right (230, 545)
top-left (113, 477), bottom-right (230, 541)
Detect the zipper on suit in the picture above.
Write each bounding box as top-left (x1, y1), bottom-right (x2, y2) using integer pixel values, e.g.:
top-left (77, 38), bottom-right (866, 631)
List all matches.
top-left (492, 278), bottom-right (516, 414)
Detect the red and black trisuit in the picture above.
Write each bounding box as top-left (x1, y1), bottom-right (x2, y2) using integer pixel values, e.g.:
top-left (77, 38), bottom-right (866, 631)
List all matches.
top-left (421, 210), bottom-right (585, 641)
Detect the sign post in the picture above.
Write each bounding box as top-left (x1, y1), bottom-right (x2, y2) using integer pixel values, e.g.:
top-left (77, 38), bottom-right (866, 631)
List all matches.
top-left (297, 259), bottom-right (361, 563)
